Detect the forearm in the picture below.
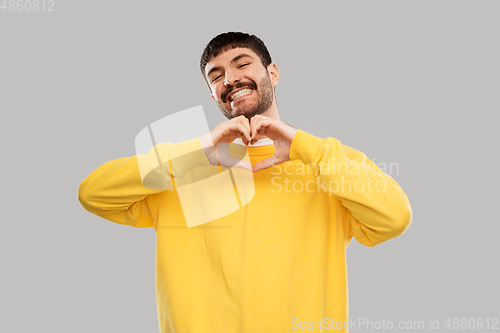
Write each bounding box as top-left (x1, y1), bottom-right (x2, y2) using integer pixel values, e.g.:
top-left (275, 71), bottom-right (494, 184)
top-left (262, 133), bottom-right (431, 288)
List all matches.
top-left (290, 130), bottom-right (412, 245)
top-left (78, 138), bottom-right (210, 226)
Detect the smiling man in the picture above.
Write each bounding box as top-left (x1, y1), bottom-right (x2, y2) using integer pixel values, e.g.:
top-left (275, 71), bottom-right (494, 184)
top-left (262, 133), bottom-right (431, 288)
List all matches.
top-left (204, 45), bottom-right (276, 120)
top-left (78, 32), bottom-right (412, 333)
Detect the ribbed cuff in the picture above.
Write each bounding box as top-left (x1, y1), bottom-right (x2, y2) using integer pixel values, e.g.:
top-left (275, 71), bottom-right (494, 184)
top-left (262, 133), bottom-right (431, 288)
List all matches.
top-left (289, 129), bottom-right (325, 164)
top-left (168, 138), bottom-right (210, 177)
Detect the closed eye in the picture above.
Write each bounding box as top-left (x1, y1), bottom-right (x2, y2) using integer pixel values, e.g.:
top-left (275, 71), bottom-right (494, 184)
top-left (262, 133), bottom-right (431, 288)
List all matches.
top-left (212, 75), bottom-right (222, 83)
top-left (238, 63), bottom-right (249, 68)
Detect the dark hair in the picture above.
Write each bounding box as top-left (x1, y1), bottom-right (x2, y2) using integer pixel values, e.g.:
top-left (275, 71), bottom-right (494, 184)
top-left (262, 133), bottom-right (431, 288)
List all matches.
top-left (200, 32), bottom-right (272, 78)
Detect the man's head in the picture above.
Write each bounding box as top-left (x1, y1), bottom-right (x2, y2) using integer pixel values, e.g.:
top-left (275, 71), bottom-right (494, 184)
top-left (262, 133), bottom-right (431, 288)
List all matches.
top-left (200, 32), bottom-right (279, 120)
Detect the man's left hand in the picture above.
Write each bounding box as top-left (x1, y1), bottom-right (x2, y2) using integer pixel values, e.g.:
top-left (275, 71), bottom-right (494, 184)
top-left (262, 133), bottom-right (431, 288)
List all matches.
top-left (249, 115), bottom-right (298, 172)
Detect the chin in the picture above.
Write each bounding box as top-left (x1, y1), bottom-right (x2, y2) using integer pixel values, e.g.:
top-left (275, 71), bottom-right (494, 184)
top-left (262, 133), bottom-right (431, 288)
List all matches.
top-left (237, 109), bottom-right (256, 118)
top-left (228, 106), bottom-right (248, 117)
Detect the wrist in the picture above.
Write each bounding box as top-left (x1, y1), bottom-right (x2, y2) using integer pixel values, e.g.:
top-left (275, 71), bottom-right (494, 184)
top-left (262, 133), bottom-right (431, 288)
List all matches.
top-left (282, 123), bottom-right (299, 144)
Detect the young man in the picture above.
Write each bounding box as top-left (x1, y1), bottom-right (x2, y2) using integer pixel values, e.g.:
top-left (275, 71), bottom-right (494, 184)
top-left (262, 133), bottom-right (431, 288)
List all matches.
top-left (79, 32), bottom-right (412, 333)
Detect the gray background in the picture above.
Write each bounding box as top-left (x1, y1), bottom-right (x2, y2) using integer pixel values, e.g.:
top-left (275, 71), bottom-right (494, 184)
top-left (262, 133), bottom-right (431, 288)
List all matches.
top-left (1, 0), bottom-right (499, 332)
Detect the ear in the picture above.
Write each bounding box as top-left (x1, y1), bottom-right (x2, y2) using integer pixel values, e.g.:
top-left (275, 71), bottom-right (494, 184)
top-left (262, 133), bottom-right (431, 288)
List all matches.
top-left (267, 63), bottom-right (280, 87)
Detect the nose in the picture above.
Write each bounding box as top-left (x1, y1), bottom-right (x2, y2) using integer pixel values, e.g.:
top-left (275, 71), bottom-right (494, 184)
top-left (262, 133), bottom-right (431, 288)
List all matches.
top-left (224, 69), bottom-right (240, 87)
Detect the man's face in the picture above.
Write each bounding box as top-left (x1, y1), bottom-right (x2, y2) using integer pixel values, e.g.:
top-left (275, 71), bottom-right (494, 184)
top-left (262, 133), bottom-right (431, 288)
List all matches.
top-left (205, 47), bottom-right (278, 120)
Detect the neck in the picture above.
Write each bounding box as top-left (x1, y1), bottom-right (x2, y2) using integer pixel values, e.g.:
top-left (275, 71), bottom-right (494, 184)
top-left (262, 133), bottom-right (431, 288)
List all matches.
top-left (259, 101), bottom-right (280, 120)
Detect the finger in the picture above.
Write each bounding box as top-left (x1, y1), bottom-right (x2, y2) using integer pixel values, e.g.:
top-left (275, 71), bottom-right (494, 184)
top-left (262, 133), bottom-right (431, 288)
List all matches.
top-left (232, 158), bottom-right (253, 172)
top-left (216, 145), bottom-right (253, 171)
top-left (249, 116), bottom-right (259, 141)
top-left (235, 115), bottom-right (250, 137)
top-left (232, 122), bottom-right (251, 143)
top-left (253, 155), bottom-right (281, 172)
top-left (237, 116), bottom-right (251, 143)
top-left (233, 123), bottom-right (251, 144)
top-left (224, 122), bottom-right (251, 144)
top-left (212, 116), bottom-right (250, 144)
top-left (221, 155), bottom-right (253, 172)
top-left (250, 118), bottom-right (273, 144)
top-left (251, 132), bottom-right (268, 143)
top-left (250, 117), bottom-right (261, 144)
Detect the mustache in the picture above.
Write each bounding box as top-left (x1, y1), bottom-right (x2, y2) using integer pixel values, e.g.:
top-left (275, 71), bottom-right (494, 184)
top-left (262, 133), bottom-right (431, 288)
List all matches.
top-left (222, 81), bottom-right (257, 102)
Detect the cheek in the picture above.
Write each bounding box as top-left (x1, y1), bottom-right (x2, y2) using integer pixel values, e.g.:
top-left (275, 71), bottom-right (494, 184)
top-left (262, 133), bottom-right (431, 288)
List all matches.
top-left (209, 86), bottom-right (219, 101)
top-left (211, 92), bottom-right (223, 104)
top-left (214, 86), bottom-right (226, 101)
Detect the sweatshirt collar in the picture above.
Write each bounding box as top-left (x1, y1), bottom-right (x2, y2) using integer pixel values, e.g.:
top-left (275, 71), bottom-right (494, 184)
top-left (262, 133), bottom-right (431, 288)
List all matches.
top-left (232, 137), bottom-right (274, 147)
top-left (230, 138), bottom-right (275, 157)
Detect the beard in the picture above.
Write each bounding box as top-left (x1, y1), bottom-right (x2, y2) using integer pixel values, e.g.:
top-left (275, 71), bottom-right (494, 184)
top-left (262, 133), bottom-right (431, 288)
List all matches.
top-left (216, 74), bottom-right (274, 120)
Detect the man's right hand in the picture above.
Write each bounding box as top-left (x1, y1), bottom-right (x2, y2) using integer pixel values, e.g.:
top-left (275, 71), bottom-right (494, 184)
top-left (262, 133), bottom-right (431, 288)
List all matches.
top-left (200, 115), bottom-right (253, 172)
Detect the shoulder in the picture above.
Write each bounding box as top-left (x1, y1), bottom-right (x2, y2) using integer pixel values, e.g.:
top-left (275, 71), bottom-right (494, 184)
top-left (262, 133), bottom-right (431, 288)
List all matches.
top-left (340, 143), bottom-right (366, 160)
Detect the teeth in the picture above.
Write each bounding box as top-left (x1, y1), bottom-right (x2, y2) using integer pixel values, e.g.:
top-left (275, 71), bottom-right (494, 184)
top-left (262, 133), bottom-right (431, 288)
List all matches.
top-left (230, 89), bottom-right (252, 101)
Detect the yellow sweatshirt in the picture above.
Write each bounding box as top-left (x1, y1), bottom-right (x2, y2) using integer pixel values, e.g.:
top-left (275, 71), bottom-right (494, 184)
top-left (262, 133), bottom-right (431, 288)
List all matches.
top-left (78, 129), bottom-right (412, 333)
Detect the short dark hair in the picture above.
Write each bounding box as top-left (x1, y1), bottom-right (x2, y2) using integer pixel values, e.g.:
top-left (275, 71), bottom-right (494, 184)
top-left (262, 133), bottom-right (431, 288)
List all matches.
top-left (200, 32), bottom-right (272, 79)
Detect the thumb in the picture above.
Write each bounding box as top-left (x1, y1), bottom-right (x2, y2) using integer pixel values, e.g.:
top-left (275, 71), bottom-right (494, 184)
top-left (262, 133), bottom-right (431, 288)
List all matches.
top-left (231, 158), bottom-right (253, 172)
top-left (217, 154), bottom-right (253, 172)
top-left (253, 155), bottom-right (281, 172)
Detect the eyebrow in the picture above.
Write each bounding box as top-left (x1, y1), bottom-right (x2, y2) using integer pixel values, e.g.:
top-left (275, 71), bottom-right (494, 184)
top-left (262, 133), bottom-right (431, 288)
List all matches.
top-left (206, 53), bottom-right (255, 80)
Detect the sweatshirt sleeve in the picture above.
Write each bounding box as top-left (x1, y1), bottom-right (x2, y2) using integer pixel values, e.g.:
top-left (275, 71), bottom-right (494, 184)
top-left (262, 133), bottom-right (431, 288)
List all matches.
top-left (78, 138), bottom-right (210, 228)
top-left (289, 129), bottom-right (412, 247)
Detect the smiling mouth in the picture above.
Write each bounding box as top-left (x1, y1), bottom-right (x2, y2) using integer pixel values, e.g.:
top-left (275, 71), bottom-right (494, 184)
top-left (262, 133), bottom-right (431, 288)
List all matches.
top-left (229, 88), bottom-right (253, 102)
